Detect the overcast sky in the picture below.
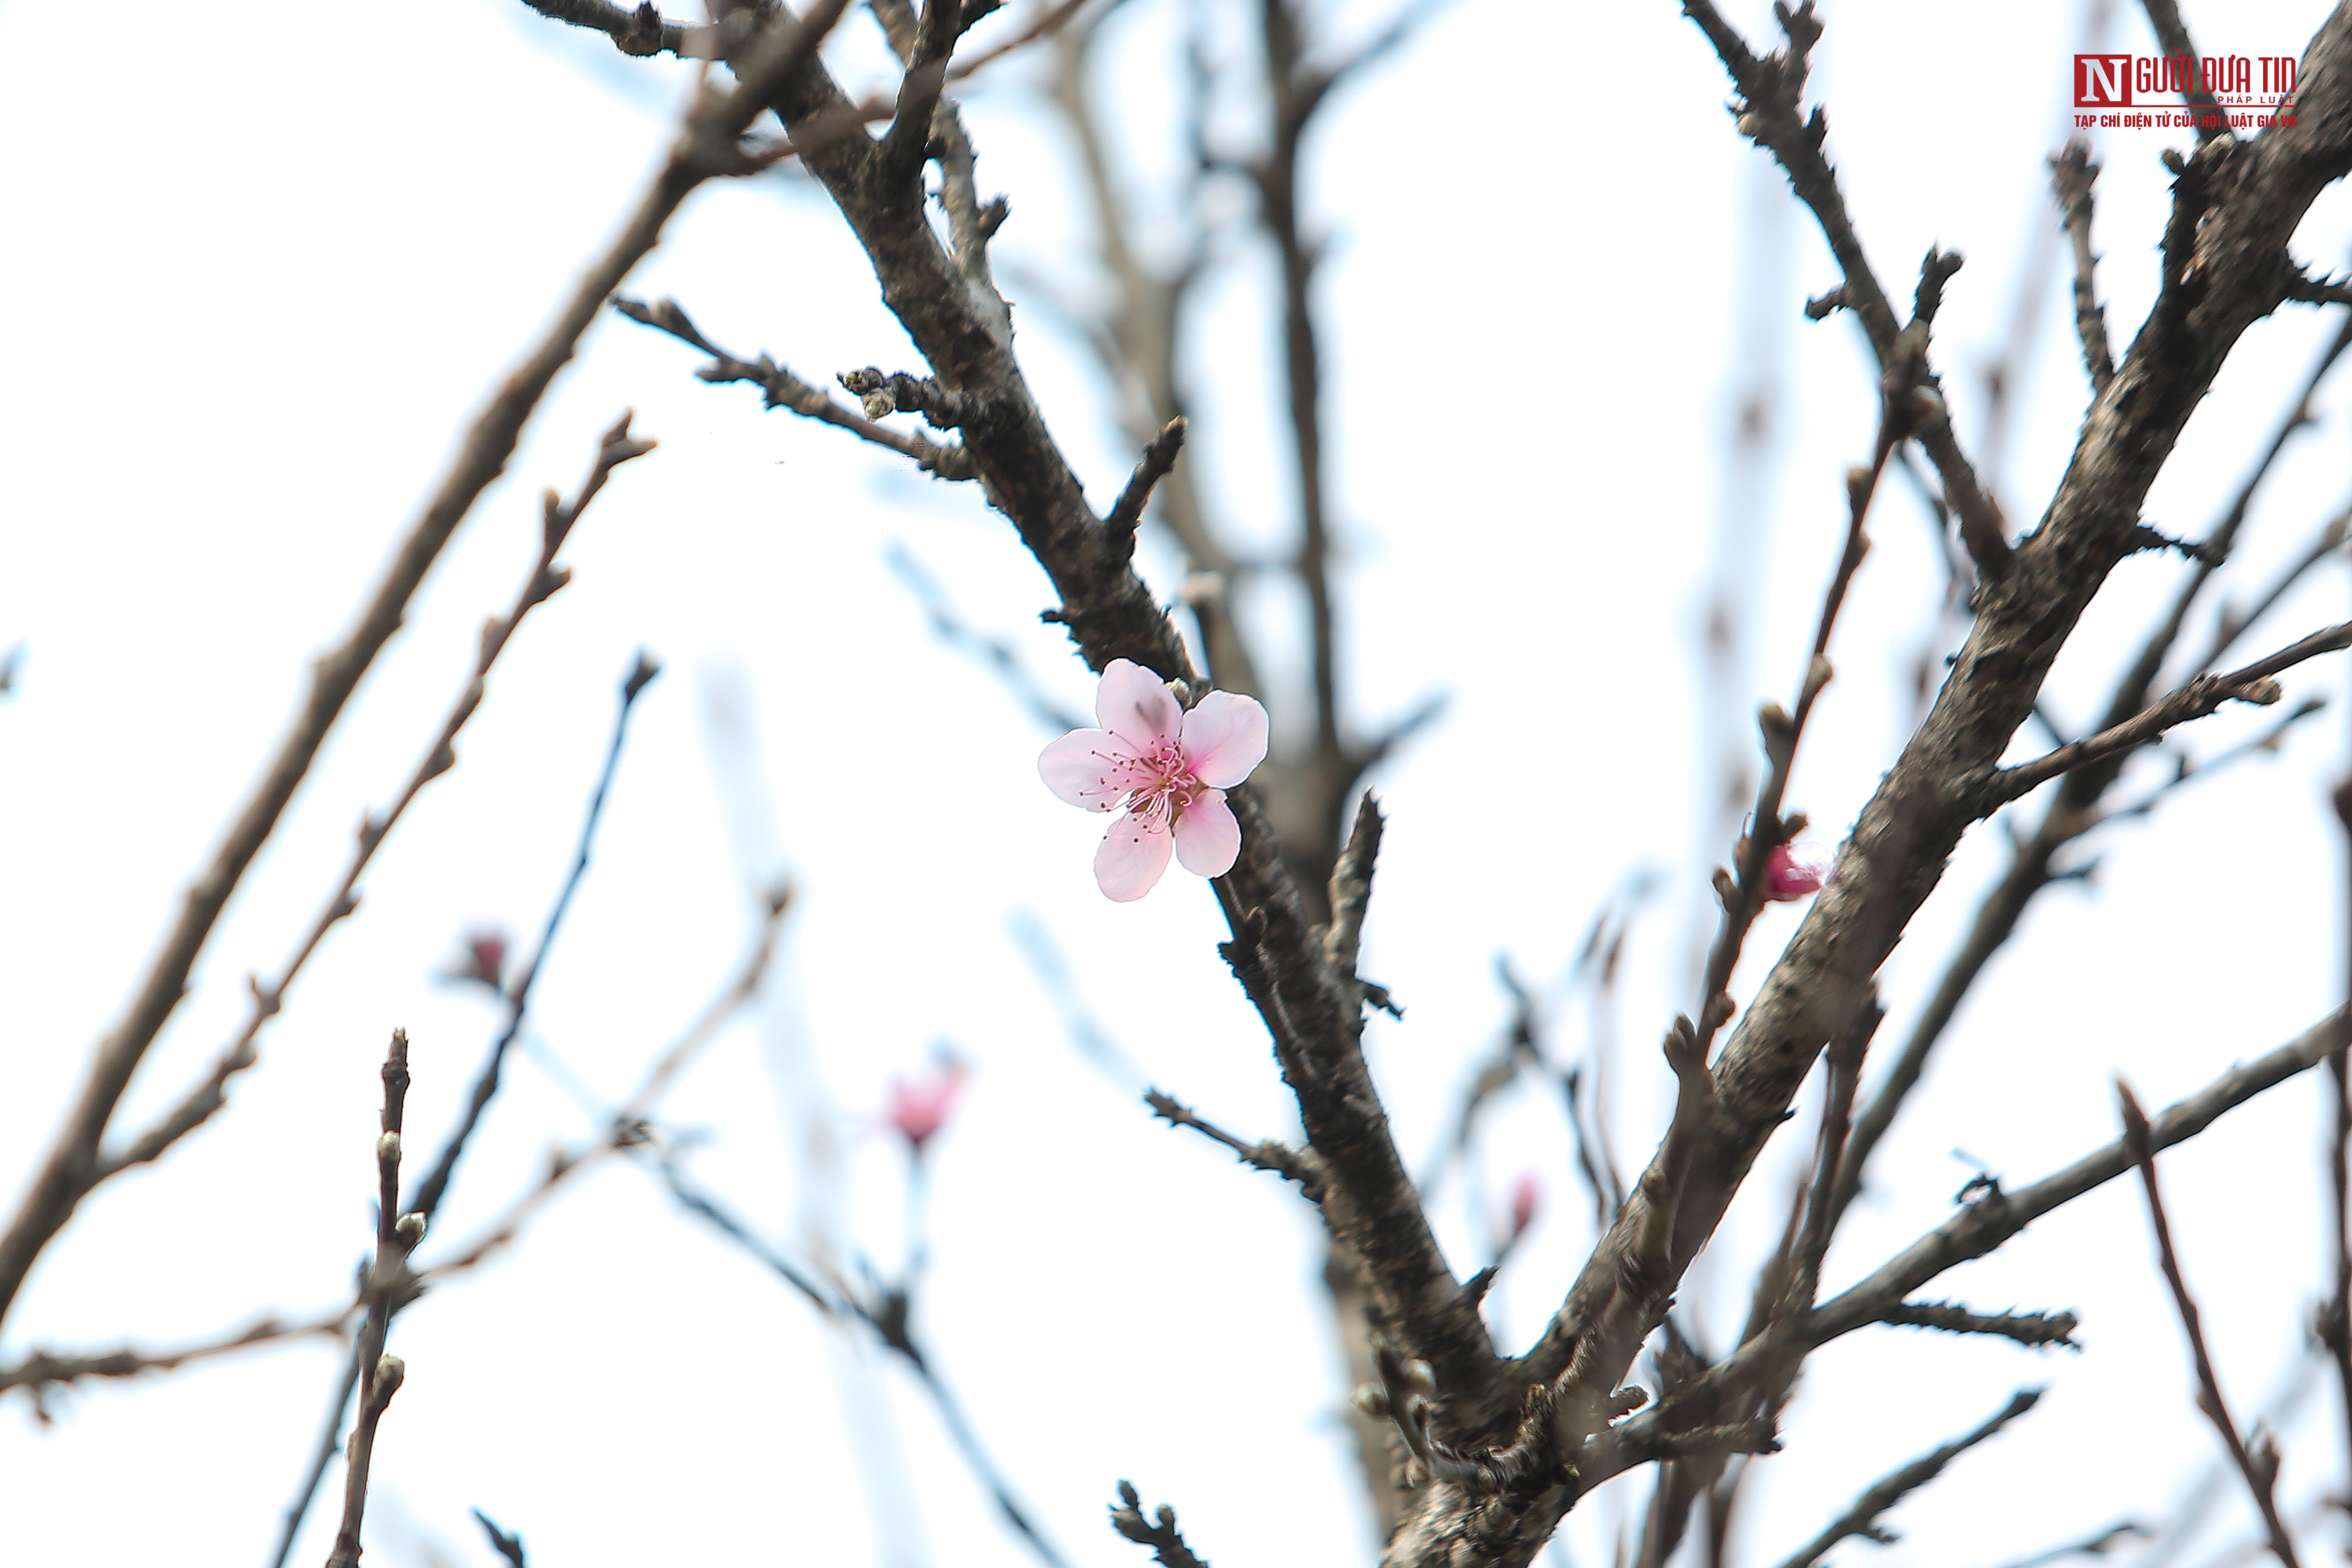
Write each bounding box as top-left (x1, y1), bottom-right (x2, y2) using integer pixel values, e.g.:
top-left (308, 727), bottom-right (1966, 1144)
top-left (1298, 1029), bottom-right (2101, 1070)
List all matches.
top-left (7, 1), bottom-right (2352, 1566)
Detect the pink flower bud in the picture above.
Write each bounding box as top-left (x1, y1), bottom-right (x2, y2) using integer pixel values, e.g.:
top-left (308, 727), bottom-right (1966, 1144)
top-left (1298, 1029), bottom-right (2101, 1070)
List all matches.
top-left (1762, 843), bottom-right (1826, 903)
top-left (1507, 1172), bottom-right (1540, 1242)
top-left (439, 925), bottom-right (510, 990)
top-left (886, 1063), bottom-right (970, 1150)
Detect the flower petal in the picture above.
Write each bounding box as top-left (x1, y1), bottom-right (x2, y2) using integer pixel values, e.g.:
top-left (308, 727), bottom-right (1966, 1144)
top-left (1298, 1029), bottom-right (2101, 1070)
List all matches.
top-left (1039, 728), bottom-right (1138, 811)
top-left (1180, 691), bottom-right (1270, 788)
top-left (1172, 788), bottom-right (1240, 877)
top-left (1096, 658), bottom-right (1183, 753)
top-left (1095, 813), bottom-right (1175, 901)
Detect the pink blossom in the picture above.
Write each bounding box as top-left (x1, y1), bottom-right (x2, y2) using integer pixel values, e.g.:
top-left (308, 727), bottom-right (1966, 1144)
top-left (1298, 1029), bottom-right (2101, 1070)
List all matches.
top-left (1038, 659), bottom-right (1270, 901)
top-left (886, 1063), bottom-right (969, 1150)
top-left (1763, 843), bottom-right (1826, 902)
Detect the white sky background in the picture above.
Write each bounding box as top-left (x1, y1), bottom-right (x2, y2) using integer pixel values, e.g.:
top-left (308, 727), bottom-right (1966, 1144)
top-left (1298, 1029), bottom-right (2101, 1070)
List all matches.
top-left (5, 1), bottom-right (2352, 1565)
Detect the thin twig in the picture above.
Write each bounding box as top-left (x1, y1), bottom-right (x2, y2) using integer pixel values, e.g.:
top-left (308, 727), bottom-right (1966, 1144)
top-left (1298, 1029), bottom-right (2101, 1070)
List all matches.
top-left (1989, 622), bottom-right (2352, 805)
top-left (1985, 1522), bottom-right (2150, 1568)
top-left (2330, 783), bottom-right (2352, 1514)
top-left (1880, 1301), bottom-right (2080, 1349)
top-left (405, 651), bottom-right (663, 1224)
top-left (325, 1031), bottom-right (421, 1568)
top-left (2119, 1084), bottom-right (2301, 1568)
top-left (2052, 140), bottom-right (2114, 394)
top-left (1144, 1089), bottom-right (1324, 1197)
top-left (0, 1308), bottom-right (353, 1400)
top-left (0, 0), bottom-right (849, 1340)
top-left (1110, 1480), bottom-right (1212, 1568)
top-left (613, 296), bottom-right (978, 479)
top-left (271, 896), bottom-right (793, 1564)
top-left (266, 1336), bottom-right (366, 1568)
top-left (1770, 1390), bottom-right (2041, 1568)
top-left (1685, 0), bottom-right (2010, 579)
top-left (1782, 999), bottom-right (1878, 1316)
top-left (473, 1508), bottom-right (529, 1567)
top-left (2095, 698), bottom-right (2326, 825)
top-left (650, 1155), bottom-right (1073, 1568)
top-left (1104, 418), bottom-right (1188, 545)
top-left (1695, 410), bottom-right (1893, 1063)
top-left (1323, 791), bottom-right (1384, 992)
top-left (100, 415), bottom-right (656, 1186)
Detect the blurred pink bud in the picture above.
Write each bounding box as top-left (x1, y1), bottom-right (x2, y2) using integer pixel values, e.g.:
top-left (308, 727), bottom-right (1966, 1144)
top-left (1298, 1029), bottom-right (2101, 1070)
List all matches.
top-left (1507, 1172), bottom-right (1541, 1242)
top-left (1762, 843), bottom-right (1826, 903)
top-left (1038, 659), bottom-right (1270, 900)
top-left (439, 926), bottom-right (510, 990)
top-left (886, 1064), bottom-right (970, 1150)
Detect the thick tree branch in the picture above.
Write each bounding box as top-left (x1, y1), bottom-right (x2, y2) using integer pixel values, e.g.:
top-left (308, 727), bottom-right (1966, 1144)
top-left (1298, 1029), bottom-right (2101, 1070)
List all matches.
top-left (1831, 328), bottom-right (2352, 1232)
top-left (1396, 5), bottom-right (2352, 1557)
top-left (715, 0), bottom-right (1499, 1431)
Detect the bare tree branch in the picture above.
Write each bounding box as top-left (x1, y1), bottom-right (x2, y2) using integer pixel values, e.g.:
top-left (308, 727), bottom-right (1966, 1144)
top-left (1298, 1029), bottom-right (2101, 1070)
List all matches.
top-left (1111, 1480), bottom-right (1211, 1568)
top-left (325, 1032), bottom-right (423, 1568)
top-left (652, 1154), bottom-right (1073, 1568)
top-left (1608, 1008), bottom-right (2350, 1468)
top-left (2119, 1083), bottom-right (2300, 1568)
top-left (2052, 140), bottom-right (2114, 394)
top-left (405, 650), bottom-right (662, 1224)
top-left (0, 1308), bottom-right (352, 1401)
top-left (0, 0), bottom-right (850, 1340)
top-left (1830, 328), bottom-right (2352, 1234)
top-left (1988, 620), bottom-right (2352, 805)
top-left (96, 415), bottom-right (655, 1191)
top-left (1879, 1302), bottom-right (2079, 1349)
top-left (614, 296), bottom-right (978, 479)
top-left (1145, 1089), bottom-right (1324, 1197)
top-left (1686, 0), bottom-right (2010, 579)
top-left (473, 1509), bottom-right (529, 1568)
